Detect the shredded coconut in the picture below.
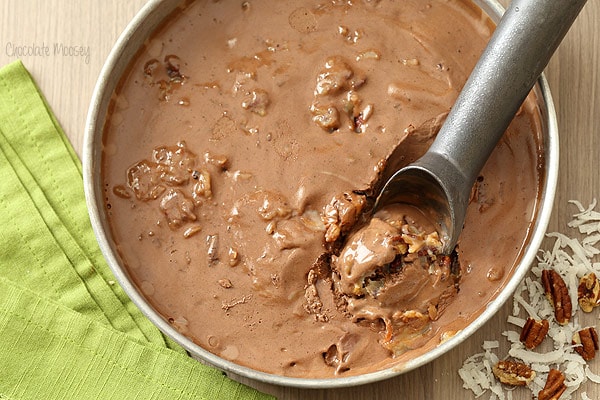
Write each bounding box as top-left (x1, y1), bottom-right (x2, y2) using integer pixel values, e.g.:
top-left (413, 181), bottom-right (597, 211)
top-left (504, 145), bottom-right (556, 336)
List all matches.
top-left (459, 200), bottom-right (600, 399)
top-left (483, 341), bottom-right (500, 350)
top-left (585, 366), bottom-right (600, 384)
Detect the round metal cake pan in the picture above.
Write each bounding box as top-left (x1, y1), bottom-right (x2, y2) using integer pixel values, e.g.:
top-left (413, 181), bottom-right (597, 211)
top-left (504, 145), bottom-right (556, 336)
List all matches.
top-left (83, 0), bottom-right (559, 389)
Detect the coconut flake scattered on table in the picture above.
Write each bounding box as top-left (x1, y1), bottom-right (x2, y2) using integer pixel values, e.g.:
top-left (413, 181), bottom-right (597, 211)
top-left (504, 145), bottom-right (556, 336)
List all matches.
top-left (459, 200), bottom-right (600, 400)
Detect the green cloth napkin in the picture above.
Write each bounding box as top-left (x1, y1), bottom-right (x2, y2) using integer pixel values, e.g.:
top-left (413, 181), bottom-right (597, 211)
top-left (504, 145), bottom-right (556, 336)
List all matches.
top-left (0, 60), bottom-right (275, 400)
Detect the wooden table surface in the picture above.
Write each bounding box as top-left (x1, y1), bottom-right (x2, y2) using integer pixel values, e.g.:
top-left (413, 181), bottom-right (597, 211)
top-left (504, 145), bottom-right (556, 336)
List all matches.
top-left (2, 1), bottom-right (599, 399)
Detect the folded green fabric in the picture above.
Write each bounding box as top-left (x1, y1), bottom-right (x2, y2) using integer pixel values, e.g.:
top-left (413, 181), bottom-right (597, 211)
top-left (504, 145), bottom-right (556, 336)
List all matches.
top-left (0, 60), bottom-right (274, 400)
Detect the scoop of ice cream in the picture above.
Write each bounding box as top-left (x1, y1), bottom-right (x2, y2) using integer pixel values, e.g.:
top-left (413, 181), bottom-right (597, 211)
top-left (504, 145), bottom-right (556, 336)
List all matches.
top-left (334, 217), bottom-right (403, 297)
top-left (332, 204), bottom-right (460, 354)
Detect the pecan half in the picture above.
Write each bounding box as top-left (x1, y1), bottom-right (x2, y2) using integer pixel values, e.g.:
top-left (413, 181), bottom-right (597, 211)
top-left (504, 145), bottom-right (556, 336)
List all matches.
top-left (573, 327), bottom-right (599, 361)
top-left (538, 369), bottom-right (566, 400)
top-left (492, 360), bottom-right (535, 386)
top-left (541, 269), bottom-right (572, 325)
top-left (578, 272), bottom-right (600, 312)
top-left (519, 317), bottom-right (549, 349)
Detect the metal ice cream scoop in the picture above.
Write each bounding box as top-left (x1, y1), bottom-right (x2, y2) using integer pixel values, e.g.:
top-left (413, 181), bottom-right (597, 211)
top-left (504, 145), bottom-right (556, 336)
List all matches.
top-left (374, 0), bottom-right (587, 254)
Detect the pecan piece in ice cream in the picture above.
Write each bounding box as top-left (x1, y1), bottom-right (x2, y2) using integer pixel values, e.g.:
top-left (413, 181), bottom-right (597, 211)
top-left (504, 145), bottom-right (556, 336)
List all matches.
top-left (241, 88), bottom-right (270, 116)
top-left (310, 56), bottom-right (370, 132)
top-left (159, 189), bottom-right (197, 229)
top-left (322, 192), bottom-right (366, 243)
top-left (492, 360), bottom-right (535, 386)
top-left (541, 269), bottom-right (572, 325)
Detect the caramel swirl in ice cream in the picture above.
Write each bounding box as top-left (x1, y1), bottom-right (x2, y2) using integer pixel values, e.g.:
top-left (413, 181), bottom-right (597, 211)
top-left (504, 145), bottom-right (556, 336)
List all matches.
top-left (102, 0), bottom-right (545, 378)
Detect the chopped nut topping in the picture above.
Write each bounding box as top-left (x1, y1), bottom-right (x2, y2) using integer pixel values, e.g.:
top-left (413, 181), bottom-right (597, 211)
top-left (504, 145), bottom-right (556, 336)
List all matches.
top-left (572, 327), bottom-right (599, 361)
top-left (315, 57), bottom-right (354, 96)
top-left (143, 59), bottom-right (160, 79)
top-left (191, 170), bottom-right (212, 204)
top-left (310, 56), bottom-right (371, 132)
top-left (159, 189), bottom-right (196, 229)
top-left (402, 58), bottom-right (420, 66)
top-left (127, 160), bottom-right (166, 201)
top-left (439, 330), bottom-right (459, 344)
top-left (206, 234), bottom-right (219, 266)
top-left (492, 360), bottom-right (535, 386)
top-left (541, 269), bottom-right (572, 325)
top-left (519, 317), bottom-right (549, 349)
top-left (310, 103), bottom-right (340, 132)
top-left (218, 278), bottom-right (233, 289)
top-left (112, 185), bottom-right (131, 199)
top-left (153, 142), bottom-right (196, 182)
top-left (356, 49), bottom-right (381, 62)
top-left (204, 152), bottom-right (229, 170)
top-left (143, 55), bottom-right (187, 100)
top-left (578, 272), bottom-right (600, 312)
top-left (227, 247), bottom-right (239, 267)
top-left (322, 192), bottom-right (366, 243)
top-left (241, 88), bottom-right (270, 116)
top-left (164, 54), bottom-right (184, 82)
top-left (538, 368), bottom-right (566, 400)
top-left (337, 25), bottom-right (363, 44)
top-left (183, 225), bottom-right (202, 238)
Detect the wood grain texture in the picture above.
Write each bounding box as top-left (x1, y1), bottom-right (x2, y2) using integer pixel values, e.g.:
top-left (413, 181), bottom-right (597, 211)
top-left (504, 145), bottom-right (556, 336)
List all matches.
top-left (2, 1), bottom-right (599, 399)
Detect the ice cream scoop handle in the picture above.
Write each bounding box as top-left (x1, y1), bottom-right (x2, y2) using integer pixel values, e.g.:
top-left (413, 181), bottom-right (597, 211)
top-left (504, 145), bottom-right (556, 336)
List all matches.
top-left (428, 0), bottom-right (587, 185)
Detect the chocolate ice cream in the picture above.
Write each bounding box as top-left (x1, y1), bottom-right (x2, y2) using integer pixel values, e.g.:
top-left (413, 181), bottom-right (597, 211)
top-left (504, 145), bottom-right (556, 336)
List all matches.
top-left (101, 0), bottom-right (545, 378)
